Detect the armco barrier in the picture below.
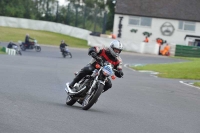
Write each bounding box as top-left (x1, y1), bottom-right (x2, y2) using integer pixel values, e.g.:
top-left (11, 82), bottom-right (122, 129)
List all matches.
top-left (0, 16), bottom-right (90, 40)
top-left (6, 48), bottom-right (16, 55)
top-left (175, 45), bottom-right (200, 57)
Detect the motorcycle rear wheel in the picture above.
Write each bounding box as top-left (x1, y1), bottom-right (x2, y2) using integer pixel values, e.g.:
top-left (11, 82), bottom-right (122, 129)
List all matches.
top-left (82, 83), bottom-right (104, 110)
top-left (20, 45), bottom-right (26, 51)
top-left (62, 53), bottom-right (66, 58)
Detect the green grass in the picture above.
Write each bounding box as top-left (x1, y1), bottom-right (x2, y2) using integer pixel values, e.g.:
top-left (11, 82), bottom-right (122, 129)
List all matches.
top-left (193, 82), bottom-right (200, 87)
top-left (0, 46), bottom-right (6, 54)
top-left (0, 51), bottom-right (5, 54)
top-left (0, 26), bottom-right (89, 48)
top-left (131, 57), bottom-right (200, 87)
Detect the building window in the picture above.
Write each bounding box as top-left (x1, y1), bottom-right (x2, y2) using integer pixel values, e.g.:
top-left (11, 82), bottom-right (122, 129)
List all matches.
top-left (178, 21), bottom-right (195, 31)
top-left (129, 16), bottom-right (152, 27)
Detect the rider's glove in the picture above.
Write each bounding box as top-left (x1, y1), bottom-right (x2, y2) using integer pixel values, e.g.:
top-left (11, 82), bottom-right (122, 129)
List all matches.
top-left (90, 52), bottom-right (103, 65)
top-left (115, 70), bottom-right (124, 78)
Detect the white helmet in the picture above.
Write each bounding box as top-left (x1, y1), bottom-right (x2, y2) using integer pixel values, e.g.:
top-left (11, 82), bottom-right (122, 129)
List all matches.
top-left (109, 40), bottom-right (123, 57)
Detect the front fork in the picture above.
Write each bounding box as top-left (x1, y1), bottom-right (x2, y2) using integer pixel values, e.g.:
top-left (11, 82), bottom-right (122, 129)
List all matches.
top-left (87, 78), bottom-right (106, 95)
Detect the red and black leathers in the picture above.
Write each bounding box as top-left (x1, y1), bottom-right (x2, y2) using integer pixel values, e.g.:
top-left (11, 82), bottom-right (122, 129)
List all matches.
top-left (69, 46), bottom-right (124, 92)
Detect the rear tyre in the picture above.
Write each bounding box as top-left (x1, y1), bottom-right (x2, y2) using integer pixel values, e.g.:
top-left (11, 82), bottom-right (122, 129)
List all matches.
top-left (20, 45), bottom-right (26, 51)
top-left (62, 52), bottom-right (66, 58)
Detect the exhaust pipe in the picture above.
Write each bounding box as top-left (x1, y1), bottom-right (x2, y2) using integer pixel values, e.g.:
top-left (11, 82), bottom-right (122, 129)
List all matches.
top-left (65, 83), bottom-right (86, 95)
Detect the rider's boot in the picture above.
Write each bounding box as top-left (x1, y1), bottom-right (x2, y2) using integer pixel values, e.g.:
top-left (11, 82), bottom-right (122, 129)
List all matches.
top-left (69, 72), bottom-right (85, 90)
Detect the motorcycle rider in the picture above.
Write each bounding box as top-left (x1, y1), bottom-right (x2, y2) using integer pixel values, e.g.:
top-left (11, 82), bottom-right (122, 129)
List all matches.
top-left (69, 40), bottom-right (124, 92)
top-left (59, 40), bottom-right (69, 52)
top-left (7, 41), bottom-right (17, 48)
top-left (25, 33), bottom-right (34, 48)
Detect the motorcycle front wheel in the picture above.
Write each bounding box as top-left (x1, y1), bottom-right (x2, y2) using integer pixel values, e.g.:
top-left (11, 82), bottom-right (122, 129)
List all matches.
top-left (68, 52), bottom-right (72, 58)
top-left (35, 46), bottom-right (41, 52)
top-left (82, 83), bottom-right (104, 110)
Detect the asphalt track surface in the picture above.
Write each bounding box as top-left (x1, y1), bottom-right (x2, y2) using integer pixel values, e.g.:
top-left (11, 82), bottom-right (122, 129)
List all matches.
top-left (1, 43), bottom-right (200, 133)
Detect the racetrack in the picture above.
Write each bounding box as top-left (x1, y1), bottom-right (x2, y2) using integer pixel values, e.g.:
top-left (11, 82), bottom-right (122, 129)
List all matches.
top-left (0, 43), bottom-right (200, 133)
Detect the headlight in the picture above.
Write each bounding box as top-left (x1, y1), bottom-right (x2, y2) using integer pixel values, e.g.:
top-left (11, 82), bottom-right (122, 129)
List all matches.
top-left (102, 65), bottom-right (113, 77)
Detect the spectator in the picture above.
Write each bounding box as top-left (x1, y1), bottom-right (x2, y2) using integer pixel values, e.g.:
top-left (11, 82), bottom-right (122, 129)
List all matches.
top-left (144, 37), bottom-right (149, 43)
top-left (160, 43), bottom-right (170, 56)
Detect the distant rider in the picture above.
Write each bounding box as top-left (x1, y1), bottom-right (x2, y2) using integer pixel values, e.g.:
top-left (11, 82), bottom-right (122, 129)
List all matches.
top-left (59, 40), bottom-right (69, 52)
top-left (7, 41), bottom-right (17, 49)
top-left (69, 40), bottom-right (124, 93)
top-left (25, 34), bottom-right (34, 48)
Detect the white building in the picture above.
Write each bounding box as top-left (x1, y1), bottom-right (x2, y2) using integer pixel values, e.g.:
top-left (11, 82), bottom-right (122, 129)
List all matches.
top-left (113, 0), bottom-right (200, 46)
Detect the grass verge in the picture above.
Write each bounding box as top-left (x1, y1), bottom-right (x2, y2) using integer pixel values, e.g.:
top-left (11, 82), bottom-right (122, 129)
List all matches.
top-left (0, 46), bottom-right (6, 54)
top-left (131, 57), bottom-right (200, 87)
top-left (0, 26), bottom-right (89, 48)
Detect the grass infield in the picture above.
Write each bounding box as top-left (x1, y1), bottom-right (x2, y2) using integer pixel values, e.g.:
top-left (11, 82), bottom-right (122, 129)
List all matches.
top-left (0, 26), bottom-right (89, 48)
top-left (131, 57), bottom-right (200, 87)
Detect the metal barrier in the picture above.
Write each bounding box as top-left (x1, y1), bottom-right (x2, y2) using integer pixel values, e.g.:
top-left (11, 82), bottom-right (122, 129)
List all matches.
top-left (175, 45), bottom-right (200, 57)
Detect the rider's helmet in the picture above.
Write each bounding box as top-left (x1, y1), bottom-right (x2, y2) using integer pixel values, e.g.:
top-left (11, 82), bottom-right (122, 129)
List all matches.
top-left (61, 40), bottom-right (65, 43)
top-left (108, 40), bottom-right (123, 57)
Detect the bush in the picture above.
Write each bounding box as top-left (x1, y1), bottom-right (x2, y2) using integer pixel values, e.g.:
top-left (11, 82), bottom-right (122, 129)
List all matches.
top-left (1, 47), bottom-right (6, 52)
top-left (0, 47), bottom-right (6, 53)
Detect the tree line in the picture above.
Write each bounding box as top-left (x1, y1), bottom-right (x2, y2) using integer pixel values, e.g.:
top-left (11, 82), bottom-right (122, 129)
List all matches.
top-left (0, 0), bottom-right (115, 32)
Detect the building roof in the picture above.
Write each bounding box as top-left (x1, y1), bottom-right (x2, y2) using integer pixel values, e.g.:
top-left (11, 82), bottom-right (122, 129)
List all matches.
top-left (115, 0), bottom-right (200, 22)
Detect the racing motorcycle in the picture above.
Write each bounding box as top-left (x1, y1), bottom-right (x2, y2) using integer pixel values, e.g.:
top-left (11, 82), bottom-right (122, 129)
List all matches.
top-left (61, 47), bottom-right (72, 58)
top-left (19, 39), bottom-right (41, 52)
top-left (65, 60), bottom-right (117, 110)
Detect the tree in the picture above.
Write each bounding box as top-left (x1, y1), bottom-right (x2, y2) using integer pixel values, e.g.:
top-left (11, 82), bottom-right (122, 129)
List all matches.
top-left (66, 0), bottom-right (106, 9)
top-left (106, 0), bottom-right (115, 31)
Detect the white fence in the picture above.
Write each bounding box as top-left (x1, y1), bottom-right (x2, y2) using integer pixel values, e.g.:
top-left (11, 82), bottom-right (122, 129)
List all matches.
top-left (6, 48), bottom-right (16, 55)
top-left (0, 16), bottom-right (175, 55)
top-left (0, 16), bottom-right (90, 40)
top-left (88, 36), bottom-right (175, 55)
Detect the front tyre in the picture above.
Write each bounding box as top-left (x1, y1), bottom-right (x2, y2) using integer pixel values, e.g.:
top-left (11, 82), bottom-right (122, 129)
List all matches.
top-left (35, 46), bottom-right (41, 52)
top-left (82, 83), bottom-right (104, 110)
top-left (66, 95), bottom-right (77, 106)
top-left (69, 52), bottom-right (72, 58)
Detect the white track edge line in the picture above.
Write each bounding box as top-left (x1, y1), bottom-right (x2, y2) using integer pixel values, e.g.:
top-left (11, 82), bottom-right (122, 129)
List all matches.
top-left (125, 64), bottom-right (200, 90)
top-left (180, 81), bottom-right (200, 90)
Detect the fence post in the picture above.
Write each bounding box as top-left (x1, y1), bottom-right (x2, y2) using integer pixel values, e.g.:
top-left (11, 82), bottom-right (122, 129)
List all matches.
top-left (102, 11), bottom-right (107, 34)
top-left (93, 8), bottom-right (98, 32)
top-left (83, 6), bottom-right (86, 29)
top-left (6, 48), bottom-right (8, 53)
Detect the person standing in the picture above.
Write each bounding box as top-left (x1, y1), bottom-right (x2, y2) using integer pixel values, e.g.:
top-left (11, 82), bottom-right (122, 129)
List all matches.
top-left (160, 43), bottom-right (170, 56)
